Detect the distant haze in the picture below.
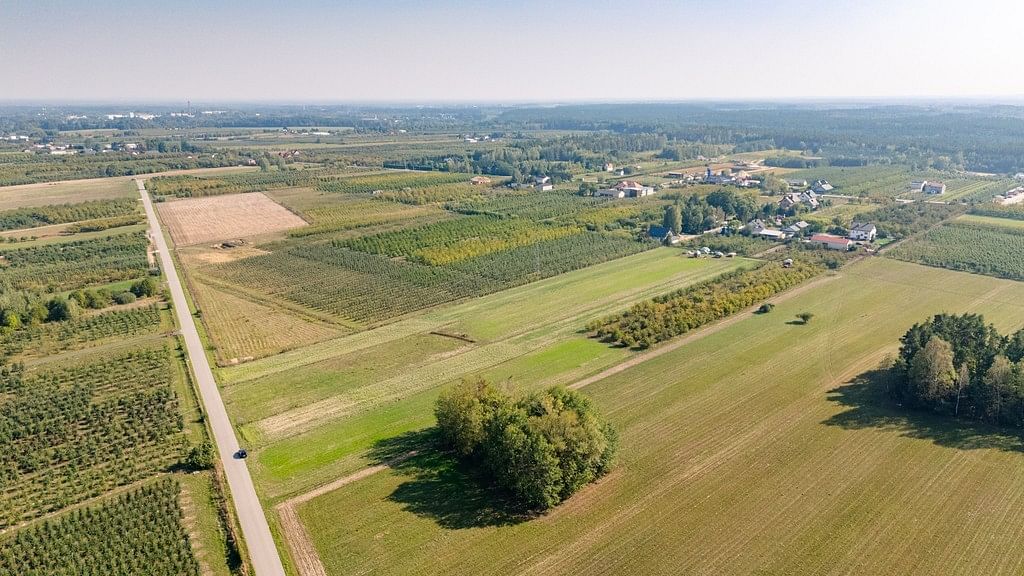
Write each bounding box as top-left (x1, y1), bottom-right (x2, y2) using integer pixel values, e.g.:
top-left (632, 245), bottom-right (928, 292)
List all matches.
top-left (2, 0), bottom-right (1023, 103)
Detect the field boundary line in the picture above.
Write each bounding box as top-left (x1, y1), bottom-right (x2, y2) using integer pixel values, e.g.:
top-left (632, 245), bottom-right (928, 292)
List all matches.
top-left (275, 451), bottom-right (417, 576)
top-left (568, 273), bottom-right (841, 391)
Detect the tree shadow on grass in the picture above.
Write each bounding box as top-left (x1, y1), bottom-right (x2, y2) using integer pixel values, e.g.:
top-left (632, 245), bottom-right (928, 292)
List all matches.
top-left (368, 429), bottom-right (531, 530)
top-left (823, 367), bottom-right (1024, 454)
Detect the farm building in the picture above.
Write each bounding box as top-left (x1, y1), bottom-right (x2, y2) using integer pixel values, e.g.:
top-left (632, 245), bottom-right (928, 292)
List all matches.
top-left (994, 186), bottom-right (1024, 205)
top-left (909, 180), bottom-right (927, 192)
top-left (922, 181), bottom-right (946, 195)
top-left (613, 180), bottom-right (655, 198)
top-left (786, 179), bottom-right (808, 189)
top-left (810, 233), bottom-right (854, 250)
top-left (603, 162), bottom-right (615, 172)
top-left (848, 222), bottom-right (877, 242)
top-left (594, 188), bottom-right (626, 198)
top-left (470, 176), bottom-right (492, 185)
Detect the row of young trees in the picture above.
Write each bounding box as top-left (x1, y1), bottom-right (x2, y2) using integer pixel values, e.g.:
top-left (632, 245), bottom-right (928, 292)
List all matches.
top-left (435, 379), bottom-right (617, 510)
top-left (588, 261), bottom-right (821, 348)
top-left (894, 313), bottom-right (1024, 426)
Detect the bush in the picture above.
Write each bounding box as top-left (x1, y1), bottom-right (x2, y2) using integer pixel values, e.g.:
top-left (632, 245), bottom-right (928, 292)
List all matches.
top-left (796, 312), bottom-right (814, 324)
top-left (756, 303), bottom-right (775, 314)
top-left (113, 291), bottom-right (137, 305)
top-left (45, 298), bottom-right (81, 322)
top-left (435, 378), bottom-right (617, 511)
top-left (131, 277), bottom-right (159, 298)
top-left (184, 440), bottom-right (215, 471)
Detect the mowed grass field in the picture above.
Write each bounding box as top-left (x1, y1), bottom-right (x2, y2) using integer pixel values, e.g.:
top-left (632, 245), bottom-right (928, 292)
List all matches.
top-left (0, 177), bottom-right (136, 209)
top-left (297, 258), bottom-right (1024, 575)
top-left (216, 248), bottom-right (748, 500)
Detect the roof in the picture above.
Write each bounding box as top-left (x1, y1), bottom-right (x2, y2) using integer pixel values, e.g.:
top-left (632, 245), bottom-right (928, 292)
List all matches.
top-left (811, 233), bottom-right (850, 244)
top-left (759, 229), bottom-right (786, 238)
top-left (615, 180), bottom-right (645, 190)
top-left (850, 222), bottom-right (876, 232)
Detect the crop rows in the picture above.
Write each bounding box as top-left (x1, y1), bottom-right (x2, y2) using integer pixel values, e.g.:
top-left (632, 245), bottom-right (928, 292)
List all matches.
top-left (0, 305), bottom-right (163, 361)
top-left (0, 198), bottom-right (140, 232)
top-left (315, 171), bottom-right (470, 195)
top-left (0, 231), bottom-right (149, 292)
top-left (289, 198), bottom-right (441, 237)
top-left (149, 170), bottom-right (322, 198)
top-left (887, 221), bottom-right (1024, 280)
top-left (215, 246), bottom-right (497, 325)
top-left (341, 215), bottom-right (582, 265)
top-left (215, 231), bottom-right (649, 326)
top-left (450, 232), bottom-right (651, 284)
top-left (785, 166), bottom-right (916, 198)
top-left (451, 191), bottom-right (604, 220)
top-left (0, 479), bottom-right (199, 576)
top-left (0, 347), bottom-right (185, 527)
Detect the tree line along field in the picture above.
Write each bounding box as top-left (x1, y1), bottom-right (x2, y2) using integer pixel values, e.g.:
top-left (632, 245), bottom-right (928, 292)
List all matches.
top-left (887, 219), bottom-right (1024, 281)
top-left (294, 258), bottom-right (1024, 576)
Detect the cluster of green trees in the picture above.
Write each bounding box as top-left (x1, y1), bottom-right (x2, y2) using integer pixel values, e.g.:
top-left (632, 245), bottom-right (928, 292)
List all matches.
top-left (588, 261), bottom-right (821, 348)
top-left (661, 189), bottom-right (761, 235)
top-left (435, 378), bottom-right (617, 511)
top-left (855, 203), bottom-right (965, 240)
top-left (894, 313), bottom-right (1024, 426)
top-left (0, 278), bottom-right (156, 336)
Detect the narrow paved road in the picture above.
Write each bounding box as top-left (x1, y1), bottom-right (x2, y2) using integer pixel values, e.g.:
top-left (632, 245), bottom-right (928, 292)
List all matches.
top-left (138, 180), bottom-right (286, 576)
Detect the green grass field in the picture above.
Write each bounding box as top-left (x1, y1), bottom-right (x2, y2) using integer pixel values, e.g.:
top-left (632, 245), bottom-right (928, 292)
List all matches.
top-left (957, 213), bottom-right (1024, 229)
top-left (218, 248), bottom-right (746, 500)
top-left (293, 258), bottom-right (1024, 575)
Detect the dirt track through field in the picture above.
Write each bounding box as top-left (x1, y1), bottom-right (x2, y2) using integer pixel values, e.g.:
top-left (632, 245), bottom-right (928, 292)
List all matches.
top-left (276, 452), bottom-right (417, 576)
top-left (568, 273), bottom-right (841, 391)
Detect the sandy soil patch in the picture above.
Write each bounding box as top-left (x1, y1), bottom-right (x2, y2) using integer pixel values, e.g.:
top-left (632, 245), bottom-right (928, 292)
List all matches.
top-left (157, 192), bottom-right (307, 246)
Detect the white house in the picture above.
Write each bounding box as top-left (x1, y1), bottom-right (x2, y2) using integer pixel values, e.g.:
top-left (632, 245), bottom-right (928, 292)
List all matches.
top-left (922, 181), bottom-right (946, 195)
top-left (615, 180), bottom-right (655, 197)
top-left (811, 179), bottom-right (834, 193)
top-left (848, 222), bottom-right (877, 242)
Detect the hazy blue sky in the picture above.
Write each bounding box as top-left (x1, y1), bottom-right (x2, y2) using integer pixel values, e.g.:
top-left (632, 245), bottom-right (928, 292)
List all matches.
top-left (1, 0), bottom-right (1022, 103)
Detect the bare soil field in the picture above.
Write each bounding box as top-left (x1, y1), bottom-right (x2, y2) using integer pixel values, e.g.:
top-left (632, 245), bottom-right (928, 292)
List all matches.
top-left (157, 192), bottom-right (308, 246)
